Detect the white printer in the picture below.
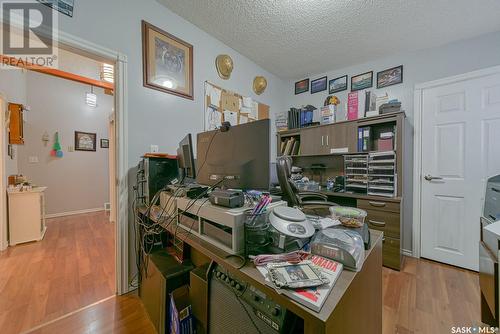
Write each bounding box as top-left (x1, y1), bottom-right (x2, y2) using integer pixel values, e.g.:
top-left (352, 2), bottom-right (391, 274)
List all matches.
top-left (480, 175), bottom-right (500, 327)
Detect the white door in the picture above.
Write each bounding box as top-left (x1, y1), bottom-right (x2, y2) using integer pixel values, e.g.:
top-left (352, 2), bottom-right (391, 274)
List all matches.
top-left (420, 71), bottom-right (500, 271)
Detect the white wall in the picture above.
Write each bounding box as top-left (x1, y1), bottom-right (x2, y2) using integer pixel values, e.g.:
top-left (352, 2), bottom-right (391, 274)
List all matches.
top-left (17, 71), bottom-right (111, 215)
top-left (285, 30), bottom-right (500, 252)
top-left (0, 68), bottom-right (27, 178)
top-left (56, 0), bottom-right (287, 164)
top-left (51, 0), bottom-right (288, 284)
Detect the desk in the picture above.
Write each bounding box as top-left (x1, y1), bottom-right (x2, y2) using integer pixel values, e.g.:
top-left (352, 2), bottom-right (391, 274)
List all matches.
top-left (139, 205), bottom-right (383, 334)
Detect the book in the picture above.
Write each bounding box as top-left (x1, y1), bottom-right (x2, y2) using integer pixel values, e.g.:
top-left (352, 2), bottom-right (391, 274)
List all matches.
top-left (347, 92), bottom-right (358, 120)
top-left (284, 137), bottom-right (295, 155)
top-left (256, 255), bottom-right (343, 312)
top-left (291, 140), bottom-right (300, 156)
top-left (358, 127), bottom-right (363, 152)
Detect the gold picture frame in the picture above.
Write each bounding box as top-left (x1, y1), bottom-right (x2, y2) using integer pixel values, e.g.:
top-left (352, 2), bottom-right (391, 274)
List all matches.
top-left (142, 20), bottom-right (194, 100)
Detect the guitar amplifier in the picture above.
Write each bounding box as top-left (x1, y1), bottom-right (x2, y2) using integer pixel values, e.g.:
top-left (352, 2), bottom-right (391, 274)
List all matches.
top-left (208, 264), bottom-right (301, 334)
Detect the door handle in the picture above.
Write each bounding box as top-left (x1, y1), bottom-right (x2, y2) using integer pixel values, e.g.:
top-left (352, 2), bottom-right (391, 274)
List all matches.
top-left (369, 219), bottom-right (386, 227)
top-left (326, 135), bottom-right (329, 146)
top-left (424, 174), bottom-right (443, 181)
top-left (321, 136), bottom-right (324, 146)
top-left (492, 187), bottom-right (500, 193)
top-left (368, 201), bottom-right (386, 207)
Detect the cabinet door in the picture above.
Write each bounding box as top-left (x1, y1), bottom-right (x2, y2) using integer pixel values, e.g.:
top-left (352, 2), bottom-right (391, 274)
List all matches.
top-left (326, 122), bottom-right (357, 153)
top-left (300, 127), bottom-right (328, 155)
top-left (8, 103), bottom-right (24, 145)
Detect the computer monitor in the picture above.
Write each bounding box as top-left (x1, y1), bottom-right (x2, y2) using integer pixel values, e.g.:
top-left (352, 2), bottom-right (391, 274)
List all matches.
top-left (177, 134), bottom-right (196, 180)
top-left (196, 119), bottom-right (270, 190)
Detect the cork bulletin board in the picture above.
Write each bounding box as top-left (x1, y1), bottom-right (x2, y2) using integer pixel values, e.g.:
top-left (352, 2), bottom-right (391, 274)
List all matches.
top-left (204, 81), bottom-right (269, 130)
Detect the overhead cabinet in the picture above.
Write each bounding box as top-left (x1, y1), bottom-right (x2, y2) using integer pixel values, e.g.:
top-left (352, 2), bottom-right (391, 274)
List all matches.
top-left (8, 103), bottom-right (24, 145)
top-left (296, 122), bottom-right (358, 156)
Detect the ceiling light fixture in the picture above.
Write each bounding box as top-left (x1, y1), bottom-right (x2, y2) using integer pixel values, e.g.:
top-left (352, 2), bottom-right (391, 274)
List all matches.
top-left (86, 86), bottom-right (97, 108)
top-left (100, 63), bottom-right (114, 83)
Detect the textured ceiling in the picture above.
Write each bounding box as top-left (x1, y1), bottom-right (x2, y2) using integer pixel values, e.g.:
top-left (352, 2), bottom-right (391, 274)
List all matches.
top-left (157, 0), bottom-right (500, 79)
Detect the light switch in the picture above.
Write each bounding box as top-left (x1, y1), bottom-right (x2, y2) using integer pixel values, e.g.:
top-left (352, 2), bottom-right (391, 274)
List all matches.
top-left (28, 156), bottom-right (39, 163)
top-left (150, 145), bottom-right (159, 153)
top-left (68, 146), bottom-right (74, 152)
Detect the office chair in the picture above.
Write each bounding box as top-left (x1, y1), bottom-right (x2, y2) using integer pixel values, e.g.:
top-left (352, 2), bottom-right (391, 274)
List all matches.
top-left (276, 156), bottom-right (338, 214)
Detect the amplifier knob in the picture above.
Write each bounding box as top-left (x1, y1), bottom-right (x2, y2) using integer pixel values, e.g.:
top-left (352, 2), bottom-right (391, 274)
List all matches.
top-left (225, 277), bottom-right (230, 283)
top-left (220, 274), bottom-right (226, 280)
top-left (271, 307), bottom-right (280, 316)
top-left (215, 271), bottom-right (221, 278)
top-left (235, 284), bottom-right (242, 291)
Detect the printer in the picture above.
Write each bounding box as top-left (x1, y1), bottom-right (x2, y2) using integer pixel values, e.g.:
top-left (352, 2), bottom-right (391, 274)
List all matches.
top-left (480, 175), bottom-right (500, 327)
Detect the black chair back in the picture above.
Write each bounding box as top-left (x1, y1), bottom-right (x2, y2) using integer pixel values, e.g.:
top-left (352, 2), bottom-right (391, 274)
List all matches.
top-left (276, 156), bottom-right (301, 207)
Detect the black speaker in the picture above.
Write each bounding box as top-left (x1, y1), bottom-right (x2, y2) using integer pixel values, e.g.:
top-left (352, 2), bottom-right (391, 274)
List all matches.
top-left (208, 265), bottom-right (301, 334)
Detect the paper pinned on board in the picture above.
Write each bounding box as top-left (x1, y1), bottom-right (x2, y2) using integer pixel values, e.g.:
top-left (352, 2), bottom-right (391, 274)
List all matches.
top-left (250, 101), bottom-right (259, 119)
top-left (206, 84), bottom-right (221, 107)
top-left (223, 110), bottom-right (238, 126)
top-left (242, 97), bottom-right (253, 108)
top-left (239, 115), bottom-right (248, 124)
top-left (205, 105), bottom-right (222, 130)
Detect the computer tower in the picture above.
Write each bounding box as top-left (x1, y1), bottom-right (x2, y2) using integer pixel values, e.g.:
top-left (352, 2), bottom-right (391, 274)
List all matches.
top-left (138, 156), bottom-right (179, 205)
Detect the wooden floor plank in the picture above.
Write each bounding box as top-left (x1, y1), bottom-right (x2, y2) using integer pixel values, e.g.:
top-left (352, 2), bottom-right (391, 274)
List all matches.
top-left (0, 211), bottom-right (115, 334)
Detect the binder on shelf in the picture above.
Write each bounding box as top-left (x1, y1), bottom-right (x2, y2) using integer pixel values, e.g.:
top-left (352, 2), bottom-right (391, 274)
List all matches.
top-left (358, 127), bottom-right (363, 152)
top-left (362, 127), bottom-right (371, 152)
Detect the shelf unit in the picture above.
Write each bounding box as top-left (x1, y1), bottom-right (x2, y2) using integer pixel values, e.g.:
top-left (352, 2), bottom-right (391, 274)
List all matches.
top-left (344, 154), bottom-right (368, 193)
top-left (276, 111), bottom-right (406, 270)
top-left (368, 151), bottom-right (396, 197)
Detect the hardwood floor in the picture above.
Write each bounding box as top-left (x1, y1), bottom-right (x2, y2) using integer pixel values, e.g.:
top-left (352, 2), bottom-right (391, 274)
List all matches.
top-left (0, 211), bottom-right (115, 334)
top-left (25, 294), bottom-right (155, 334)
top-left (27, 256), bottom-right (480, 334)
top-left (383, 257), bottom-right (480, 334)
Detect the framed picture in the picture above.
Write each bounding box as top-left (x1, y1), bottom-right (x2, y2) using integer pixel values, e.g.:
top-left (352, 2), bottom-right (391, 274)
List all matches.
top-left (142, 20), bottom-right (194, 100)
top-left (351, 71), bottom-right (373, 91)
top-left (329, 75), bottom-right (348, 94)
top-left (75, 131), bottom-right (96, 152)
top-left (310, 76), bottom-right (327, 94)
top-left (100, 139), bottom-right (109, 149)
top-left (37, 0), bottom-right (74, 17)
top-left (377, 65), bottom-right (403, 88)
top-left (295, 78), bottom-right (309, 95)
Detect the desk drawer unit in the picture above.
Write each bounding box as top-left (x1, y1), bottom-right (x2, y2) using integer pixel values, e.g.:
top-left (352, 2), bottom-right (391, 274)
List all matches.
top-left (358, 199), bottom-right (401, 270)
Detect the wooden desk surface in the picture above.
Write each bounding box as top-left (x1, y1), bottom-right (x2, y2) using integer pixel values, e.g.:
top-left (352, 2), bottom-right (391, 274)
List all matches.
top-left (138, 205), bottom-right (383, 333)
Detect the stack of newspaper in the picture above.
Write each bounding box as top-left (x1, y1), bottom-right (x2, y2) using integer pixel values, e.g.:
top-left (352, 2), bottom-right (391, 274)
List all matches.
top-left (256, 255), bottom-right (343, 312)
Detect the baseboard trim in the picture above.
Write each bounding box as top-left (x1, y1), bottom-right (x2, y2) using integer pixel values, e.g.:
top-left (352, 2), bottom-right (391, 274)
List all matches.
top-left (45, 208), bottom-right (104, 219)
top-left (402, 249), bottom-right (414, 257)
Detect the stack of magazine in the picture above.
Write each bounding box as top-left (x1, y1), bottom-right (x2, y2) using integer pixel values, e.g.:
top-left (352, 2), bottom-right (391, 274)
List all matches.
top-left (256, 255), bottom-right (343, 312)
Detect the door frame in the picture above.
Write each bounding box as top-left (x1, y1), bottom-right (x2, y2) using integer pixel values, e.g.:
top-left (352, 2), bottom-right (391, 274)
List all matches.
top-left (0, 30), bottom-right (131, 294)
top-left (412, 65), bottom-right (500, 258)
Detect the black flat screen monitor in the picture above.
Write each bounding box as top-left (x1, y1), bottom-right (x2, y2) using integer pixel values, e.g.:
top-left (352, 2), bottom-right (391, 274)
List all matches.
top-left (177, 134), bottom-right (196, 179)
top-left (196, 119), bottom-right (270, 190)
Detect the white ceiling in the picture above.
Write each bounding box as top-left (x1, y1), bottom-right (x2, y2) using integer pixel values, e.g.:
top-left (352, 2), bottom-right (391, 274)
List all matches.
top-left (157, 0), bottom-right (500, 79)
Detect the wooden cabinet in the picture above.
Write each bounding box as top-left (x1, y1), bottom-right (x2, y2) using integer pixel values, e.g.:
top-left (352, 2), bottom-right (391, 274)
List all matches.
top-left (358, 198), bottom-right (402, 270)
top-left (326, 122), bottom-right (358, 153)
top-left (8, 103), bottom-right (24, 145)
top-left (8, 187), bottom-right (47, 245)
top-left (301, 126), bottom-right (329, 155)
top-left (299, 122), bottom-right (358, 156)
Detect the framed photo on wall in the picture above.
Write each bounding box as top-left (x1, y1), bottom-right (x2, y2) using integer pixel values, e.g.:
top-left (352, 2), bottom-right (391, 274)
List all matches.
top-left (75, 131), bottom-right (96, 152)
top-left (310, 76), bottom-right (327, 94)
top-left (100, 139), bottom-right (109, 148)
top-left (295, 78), bottom-right (309, 95)
top-left (351, 71), bottom-right (373, 91)
top-left (142, 20), bottom-right (194, 100)
top-left (377, 65), bottom-right (403, 88)
top-left (329, 75), bottom-right (348, 94)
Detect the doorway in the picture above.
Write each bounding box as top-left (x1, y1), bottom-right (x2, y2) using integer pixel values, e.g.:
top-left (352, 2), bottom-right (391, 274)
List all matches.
top-left (0, 34), bottom-right (129, 331)
top-left (413, 65), bottom-right (500, 271)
